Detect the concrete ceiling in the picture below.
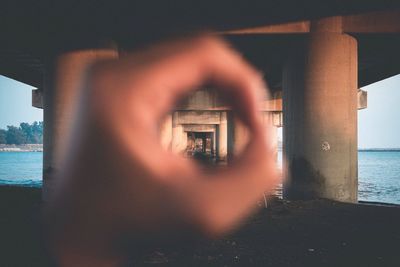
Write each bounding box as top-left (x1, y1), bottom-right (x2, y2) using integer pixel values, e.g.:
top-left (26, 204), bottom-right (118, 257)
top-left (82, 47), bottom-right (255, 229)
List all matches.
top-left (0, 0), bottom-right (399, 90)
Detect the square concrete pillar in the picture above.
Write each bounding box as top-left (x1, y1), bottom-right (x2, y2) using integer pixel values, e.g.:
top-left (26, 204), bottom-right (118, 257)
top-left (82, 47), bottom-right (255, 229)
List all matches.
top-left (171, 112), bottom-right (187, 154)
top-left (217, 111), bottom-right (228, 161)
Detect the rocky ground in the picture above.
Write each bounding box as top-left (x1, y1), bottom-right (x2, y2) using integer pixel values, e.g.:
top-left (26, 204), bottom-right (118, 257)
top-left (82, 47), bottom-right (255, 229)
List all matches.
top-left (1, 186), bottom-right (400, 266)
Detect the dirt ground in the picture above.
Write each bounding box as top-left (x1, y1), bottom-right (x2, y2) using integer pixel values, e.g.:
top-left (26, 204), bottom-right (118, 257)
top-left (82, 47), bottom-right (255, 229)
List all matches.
top-left (1, 186), bottom-right (400, 267)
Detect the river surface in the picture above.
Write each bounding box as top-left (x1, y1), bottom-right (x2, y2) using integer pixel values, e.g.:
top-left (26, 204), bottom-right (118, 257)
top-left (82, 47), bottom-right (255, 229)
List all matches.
top-left (1, 151), bottom-right (400, 204)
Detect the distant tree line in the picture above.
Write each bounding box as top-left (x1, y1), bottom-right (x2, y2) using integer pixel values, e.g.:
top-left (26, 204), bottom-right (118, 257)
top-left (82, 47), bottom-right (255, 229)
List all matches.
top-left (0, 121), bottom-right (43, 145)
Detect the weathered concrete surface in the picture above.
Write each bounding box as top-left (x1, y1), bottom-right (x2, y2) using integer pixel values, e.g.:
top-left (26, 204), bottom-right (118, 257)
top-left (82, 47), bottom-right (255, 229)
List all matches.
top-left (283, 18), bottom-right (358, 202)
top-left (176, 88), bottom-right (282, 112)
top-left (171, 112), bottom-right (187, 154)
top-left (357, 89), bottom-right (367, 110)
top-left (218, 112), bottom-right (228, 160)
top-left (172, 88), bottom-right (366, 129)
top-left (183, 124), bottom-right (216, 133)
top-left (175, 111), bottom-right (222, 125)
top-left (32, 89), bottom-right (43, 109)
top-left (222, 10), bottom-right (400, 34)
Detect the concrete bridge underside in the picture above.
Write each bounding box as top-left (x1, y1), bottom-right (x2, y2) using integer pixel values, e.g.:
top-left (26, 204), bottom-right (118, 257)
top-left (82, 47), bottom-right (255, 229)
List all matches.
top-left (1, 4), bottom-right (400, 203)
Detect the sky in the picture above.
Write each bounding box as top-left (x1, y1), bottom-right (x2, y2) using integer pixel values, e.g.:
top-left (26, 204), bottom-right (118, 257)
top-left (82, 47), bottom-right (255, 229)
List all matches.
top-left (0, 74), bottom-right (399, 148)
top-left (0, 76), bottom-right (42, 129)
top-left (358, 74), bottom-right (400, 148)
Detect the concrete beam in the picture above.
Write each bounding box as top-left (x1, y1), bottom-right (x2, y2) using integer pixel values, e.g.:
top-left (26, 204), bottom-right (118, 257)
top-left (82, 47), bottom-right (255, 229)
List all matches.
top-left (343, 10), bottom-right (400, 33)
top-left (221, 10), bottom-right (400, 35)
top-left (32, 89), bottom-right (43, 109)
top-left (176, 88), bottom-right (366, 113)
top-left (358, 59), bottom-right (400, 88)
top-left (176, 111), bottom-right (221, 125)
top-left (0, 60), bottom-right (43, 88)
top-left (176, 88), bottom-right (282, 112)
top-left (221, 21), bottom-right (310, 34)
top-left (358, 89), bottom-right (368, 110)
top-left (183, 124), bottom-right (216, 132)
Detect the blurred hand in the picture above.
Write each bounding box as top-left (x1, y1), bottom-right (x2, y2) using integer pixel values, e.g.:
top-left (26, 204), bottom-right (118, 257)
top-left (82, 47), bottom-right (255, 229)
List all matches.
top-left (46, 36), bottom-right (280, 266)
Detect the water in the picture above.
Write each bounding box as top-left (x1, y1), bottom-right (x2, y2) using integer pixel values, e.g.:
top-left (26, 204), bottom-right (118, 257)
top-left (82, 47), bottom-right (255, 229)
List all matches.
top-left (358, 151), bottom-right (400, 204)
top-left (0, 152), bottom-right (42, 187)
top-left (0, 151), bottom-right (400, 204)
top-left (276, 151), bottom-right (400, 205)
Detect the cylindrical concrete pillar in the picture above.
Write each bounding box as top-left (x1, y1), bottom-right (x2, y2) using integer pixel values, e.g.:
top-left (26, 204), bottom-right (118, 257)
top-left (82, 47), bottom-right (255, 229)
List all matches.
top-left (218, 111), bottom-right (228, 161)
top-left (212, 131), bottom-right (216, 157)
top-left (226, 111), bottom-right (235, 162)
top-left (43, 48), bottom-right (118, 199)
top-left (283, 22), bottom-right (358, 202)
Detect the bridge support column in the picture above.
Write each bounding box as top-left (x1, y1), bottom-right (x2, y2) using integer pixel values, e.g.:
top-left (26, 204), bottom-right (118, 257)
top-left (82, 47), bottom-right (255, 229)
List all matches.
top-left (43, 47), bottom-right (118, 200)
top-left (283, 18), bottom-right (358, 202)
top-left (218, 111), bottom-right (228, 161)
top-left (171, 112), bottom-right (186, 154)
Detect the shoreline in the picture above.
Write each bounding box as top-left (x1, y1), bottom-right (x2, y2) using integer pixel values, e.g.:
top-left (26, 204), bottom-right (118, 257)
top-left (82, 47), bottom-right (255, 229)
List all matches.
top-left (358, 149), bottom-right (400, 152)
top-left (1, 145), bottom-right (399, 153)
top-left (0, 144), bottom-right (43, 152)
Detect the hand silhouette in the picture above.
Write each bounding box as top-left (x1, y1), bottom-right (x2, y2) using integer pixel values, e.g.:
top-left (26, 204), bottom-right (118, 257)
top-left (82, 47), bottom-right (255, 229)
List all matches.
top-left (46, 35), bottom-right (280, 266)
